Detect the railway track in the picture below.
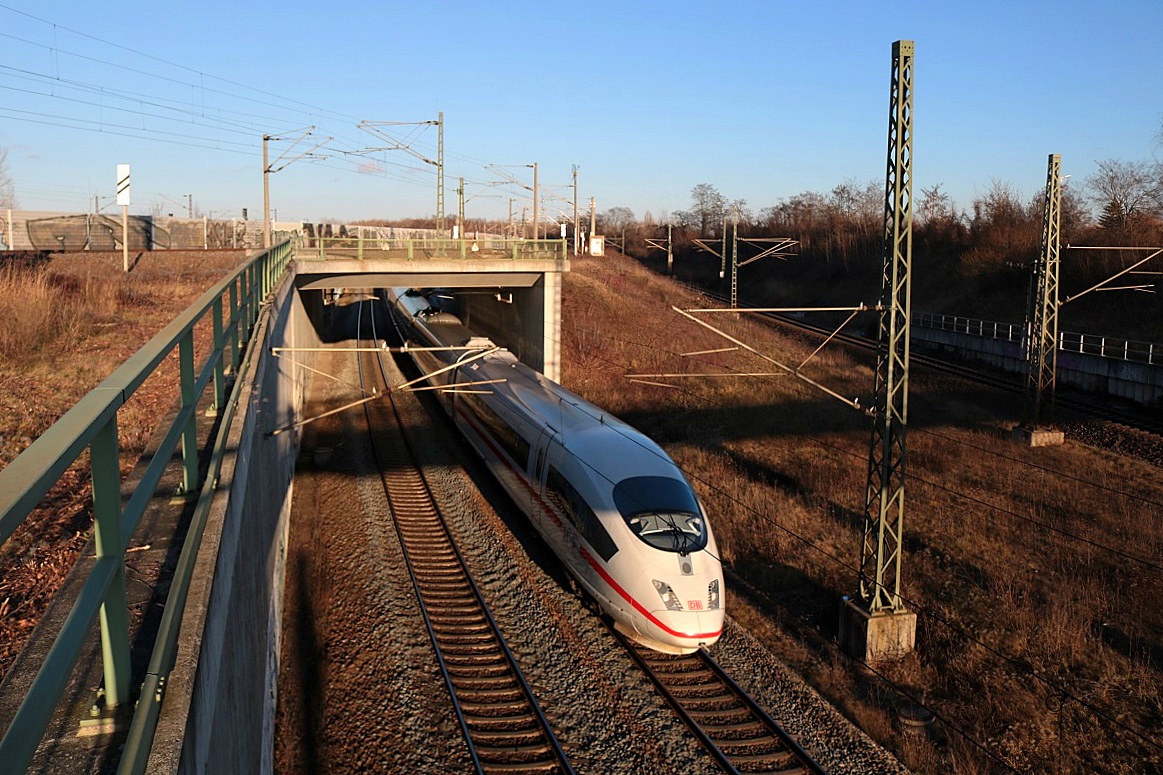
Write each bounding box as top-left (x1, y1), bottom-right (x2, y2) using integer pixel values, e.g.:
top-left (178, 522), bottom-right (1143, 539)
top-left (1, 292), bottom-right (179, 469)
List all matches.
top-left (693, 286), bottom-right (1163, 436)
top-left (358, 317), bottom-right (574, 775)
top-left (612, 629), bottom-right (826, 775)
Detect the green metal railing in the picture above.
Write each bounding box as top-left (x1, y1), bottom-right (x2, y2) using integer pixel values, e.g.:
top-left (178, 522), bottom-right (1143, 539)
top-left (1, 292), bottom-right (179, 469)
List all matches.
top-left (0, 241), bottom-right (293, 773)
top-left (302, 235), bottom-right (570, 262)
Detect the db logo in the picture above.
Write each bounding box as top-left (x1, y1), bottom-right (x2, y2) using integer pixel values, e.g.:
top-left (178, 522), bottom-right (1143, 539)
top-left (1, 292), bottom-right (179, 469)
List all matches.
top-left (688, 600), bottom-right (703, 610)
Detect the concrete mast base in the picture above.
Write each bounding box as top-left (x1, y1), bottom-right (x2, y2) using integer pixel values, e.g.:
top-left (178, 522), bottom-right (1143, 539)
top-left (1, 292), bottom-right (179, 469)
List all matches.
top-left (838, 597), bottom-right (917, 663)
top-left (1011, 424), bottom-right (1065, 447)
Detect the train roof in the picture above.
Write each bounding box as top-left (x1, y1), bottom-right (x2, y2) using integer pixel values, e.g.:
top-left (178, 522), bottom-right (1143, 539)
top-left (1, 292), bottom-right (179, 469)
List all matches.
top-left (481, 357), bottom-right (683, 482)
top-left (391, 287), bottom-right (687, 486)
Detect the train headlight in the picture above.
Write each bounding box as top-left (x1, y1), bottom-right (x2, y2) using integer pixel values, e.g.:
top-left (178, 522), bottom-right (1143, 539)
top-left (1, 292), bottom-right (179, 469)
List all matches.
top-left (708, 579), bottom-right (720, 610)
top-left (652, 580), bottom-right (684, 611)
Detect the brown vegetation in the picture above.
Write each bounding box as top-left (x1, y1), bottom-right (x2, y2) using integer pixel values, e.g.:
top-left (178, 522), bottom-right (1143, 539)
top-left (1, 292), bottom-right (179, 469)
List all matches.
top-left (605, 176), bottom-right (1163, 346)
top-left (0, 250), bottom-right (248, 678)
top-left (560, 250), bottom-right (1163, 774)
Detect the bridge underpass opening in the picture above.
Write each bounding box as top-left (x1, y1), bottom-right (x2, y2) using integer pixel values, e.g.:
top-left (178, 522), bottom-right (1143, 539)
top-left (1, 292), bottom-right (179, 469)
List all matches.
top-left (293, 257), bottom-right (567, 382)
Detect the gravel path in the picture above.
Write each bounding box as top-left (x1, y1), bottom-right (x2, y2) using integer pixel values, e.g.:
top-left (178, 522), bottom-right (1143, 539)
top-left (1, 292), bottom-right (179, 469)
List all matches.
top-left (275, 311), bottom-right (909, 774)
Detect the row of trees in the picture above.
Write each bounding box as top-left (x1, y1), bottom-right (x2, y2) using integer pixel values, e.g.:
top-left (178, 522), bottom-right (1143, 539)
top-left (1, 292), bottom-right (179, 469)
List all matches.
top-left (596, 158), bottom-right (1163, 273)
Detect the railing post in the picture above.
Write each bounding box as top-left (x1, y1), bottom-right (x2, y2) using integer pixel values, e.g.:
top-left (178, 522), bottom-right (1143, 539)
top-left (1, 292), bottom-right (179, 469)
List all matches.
top-left (238, 267), bottom-right (251, 351)
top-left (358, 233), bottom-right (364, 260)
top-left (250, 261), bottom-right (259, 323)
top-left (91, 418), bottom-right (131, 708)
top-left (228, 279), bottom-right (240, 373)
top-left (211, 298), bottom-right (225, 415)
top-left (177, 331), bottom-right (198, 498)
top-left (407, 240), bottom-right (414, 260)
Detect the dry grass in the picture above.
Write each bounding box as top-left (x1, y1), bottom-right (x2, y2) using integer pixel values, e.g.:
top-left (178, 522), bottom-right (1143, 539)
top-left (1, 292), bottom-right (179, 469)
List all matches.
top-left (0, 249), bottom-right (249, 678)
top-left (561, 251), bottom-right (1163, 774)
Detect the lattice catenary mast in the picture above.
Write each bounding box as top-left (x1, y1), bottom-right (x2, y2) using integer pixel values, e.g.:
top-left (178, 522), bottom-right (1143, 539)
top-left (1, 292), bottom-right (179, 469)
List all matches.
top-left (860, 38), bottom-right (914, 614)
top-left (1025, 153), bottom-right (1062, 429)
top-left (841, 39), bottom-right (917, 661)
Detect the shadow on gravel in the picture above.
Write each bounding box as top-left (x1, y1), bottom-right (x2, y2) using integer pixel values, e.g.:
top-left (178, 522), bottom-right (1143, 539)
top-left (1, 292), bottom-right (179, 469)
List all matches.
top-left (290, 551), bottom-right (325, 775)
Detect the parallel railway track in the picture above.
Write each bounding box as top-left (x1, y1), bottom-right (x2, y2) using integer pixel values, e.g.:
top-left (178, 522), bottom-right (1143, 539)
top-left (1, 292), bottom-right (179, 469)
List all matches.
top-left (694, 287), bottom-right (1163, 436)
top-left (612, 629), bottom-right (826, 775)
top-left (358, 312), bottom-right (574, 775)
top-left (368, 295), bottom-right (834, 773)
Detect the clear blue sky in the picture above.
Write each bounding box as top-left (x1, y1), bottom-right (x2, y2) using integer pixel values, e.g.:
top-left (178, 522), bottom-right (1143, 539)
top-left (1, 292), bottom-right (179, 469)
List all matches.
top-left (2, 1), bottom-right (1161, 225)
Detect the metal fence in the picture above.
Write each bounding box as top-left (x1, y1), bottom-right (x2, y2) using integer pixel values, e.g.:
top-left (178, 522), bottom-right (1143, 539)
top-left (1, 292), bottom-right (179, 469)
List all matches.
top-left (913, 311), bottom-right (1161, 366)
top-left (304, 234), bottom-right (571, 262)
top-left (0, 242), bottom-right (293, 773)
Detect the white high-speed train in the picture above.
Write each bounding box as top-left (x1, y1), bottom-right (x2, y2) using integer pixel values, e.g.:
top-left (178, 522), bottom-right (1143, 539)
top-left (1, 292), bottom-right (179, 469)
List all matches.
top-left (386, 288), bottom-right (723, 654)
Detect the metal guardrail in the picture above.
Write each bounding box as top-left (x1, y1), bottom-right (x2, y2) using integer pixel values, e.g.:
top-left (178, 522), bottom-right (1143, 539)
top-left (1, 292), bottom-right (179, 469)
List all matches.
top-left (913, 311), bottom-right (1162, 366)
top-left (302, 235), bottom-right (571, 261)
top-left (1058, 331), bottom-right (1161, 365)
top-left (913, 312), bottom-right (1023, 343)
top-left (0, 241), bottom-right (293, 773)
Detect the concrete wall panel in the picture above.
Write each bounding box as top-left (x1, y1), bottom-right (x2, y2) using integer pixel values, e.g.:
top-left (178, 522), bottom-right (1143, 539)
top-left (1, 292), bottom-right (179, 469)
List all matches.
top-left (147, 276), bottom-right (317, 774)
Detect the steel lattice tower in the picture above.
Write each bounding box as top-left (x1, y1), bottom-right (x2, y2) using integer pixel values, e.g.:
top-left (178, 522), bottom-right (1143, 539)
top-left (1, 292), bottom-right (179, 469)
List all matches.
top-left (436, 112), bottom-right (446, 232)
top-left (1025, 154), bottom-right (1062, 427)
top-left (859, 39), bottom-right (914, 614)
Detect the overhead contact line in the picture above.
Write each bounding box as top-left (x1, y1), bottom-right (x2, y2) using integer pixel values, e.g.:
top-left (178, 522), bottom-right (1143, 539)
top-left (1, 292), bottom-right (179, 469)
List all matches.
top-left (356, 303), bottom-right (575, 775)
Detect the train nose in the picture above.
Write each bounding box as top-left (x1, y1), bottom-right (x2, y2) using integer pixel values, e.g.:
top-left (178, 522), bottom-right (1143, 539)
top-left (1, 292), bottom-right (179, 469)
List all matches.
top-left (647, 578), bottom-right (725, 646)
top-left (657, 607), bottom-right (724, 637)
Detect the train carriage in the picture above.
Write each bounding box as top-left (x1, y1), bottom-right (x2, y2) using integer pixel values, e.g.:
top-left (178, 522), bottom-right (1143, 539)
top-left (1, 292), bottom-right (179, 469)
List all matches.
top-left (387, 288), bottom-right (724, 653)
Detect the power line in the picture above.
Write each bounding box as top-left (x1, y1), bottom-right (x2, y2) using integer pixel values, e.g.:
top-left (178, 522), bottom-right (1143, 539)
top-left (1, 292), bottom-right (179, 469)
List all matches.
top-left (0, 5), bottom-right (360, 126)
top-left (569, 325), bottom-right (1163, 757)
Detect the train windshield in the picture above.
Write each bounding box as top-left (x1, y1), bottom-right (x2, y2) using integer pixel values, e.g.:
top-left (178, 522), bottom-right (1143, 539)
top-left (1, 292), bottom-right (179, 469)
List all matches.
top-left (613, 476), bottom-right (708, 555)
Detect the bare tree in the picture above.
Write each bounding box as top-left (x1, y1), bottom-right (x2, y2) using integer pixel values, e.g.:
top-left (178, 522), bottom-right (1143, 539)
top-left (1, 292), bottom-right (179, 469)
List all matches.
top-left (918, 183), bottom-right (956, 226)
top-left (600, 206), bottom-right (635, 234)
top-left (1086, 158), bottom-right (1161, 229)
top-left (687, 183), bottom-right (728, 235)
top-left (728, 198), bottom-right (751, 225)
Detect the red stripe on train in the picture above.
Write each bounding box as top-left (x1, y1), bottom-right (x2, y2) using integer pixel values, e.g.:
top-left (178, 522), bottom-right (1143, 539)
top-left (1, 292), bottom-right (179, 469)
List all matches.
top-left (456, 402), bottom-right (721, 643)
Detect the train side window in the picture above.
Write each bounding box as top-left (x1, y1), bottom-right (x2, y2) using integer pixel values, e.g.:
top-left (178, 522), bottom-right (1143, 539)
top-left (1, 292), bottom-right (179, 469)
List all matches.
top-left (463, 394), bottom-right (529, 469)
top-left (546, 466), bottom-right (618, 562)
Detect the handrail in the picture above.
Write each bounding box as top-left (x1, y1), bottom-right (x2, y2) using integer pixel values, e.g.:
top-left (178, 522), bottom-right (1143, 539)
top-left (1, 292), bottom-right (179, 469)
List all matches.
top-left (913, 311), bottom-right (1161, 366)
top-left (0, 241), bottom-right (294, 772)
top-left (117, 272), bottom-right (274, 775)
top-left (300, 234), bottom-right (570, 262)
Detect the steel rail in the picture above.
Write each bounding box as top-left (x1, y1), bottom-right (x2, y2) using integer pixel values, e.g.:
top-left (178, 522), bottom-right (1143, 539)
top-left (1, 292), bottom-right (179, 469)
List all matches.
top-left (693, 286), bottom-right (1163, 436)
top-left (611, 627), bottom-right (826, 774)
top-left (358, 304), bottom-right (575, 775)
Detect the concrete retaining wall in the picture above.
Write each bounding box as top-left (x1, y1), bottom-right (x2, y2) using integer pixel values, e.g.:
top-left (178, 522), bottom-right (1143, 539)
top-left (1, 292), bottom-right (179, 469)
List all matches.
top-left (459, 273), bottom-right (562, 382)
top-left (911, 325), bottom-right (1163, 406)
top-left (147, 275), bottom-right (317, 774)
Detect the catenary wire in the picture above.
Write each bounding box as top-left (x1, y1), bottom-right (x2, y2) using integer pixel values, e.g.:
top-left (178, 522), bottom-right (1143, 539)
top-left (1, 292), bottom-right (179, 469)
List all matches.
top-left (559, 320), bottom-right (1163, 756)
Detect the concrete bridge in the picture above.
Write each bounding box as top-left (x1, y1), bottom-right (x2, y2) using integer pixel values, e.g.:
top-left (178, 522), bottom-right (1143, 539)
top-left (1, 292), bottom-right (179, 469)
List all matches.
top-left (0, 238), bottom-right (570, 773)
